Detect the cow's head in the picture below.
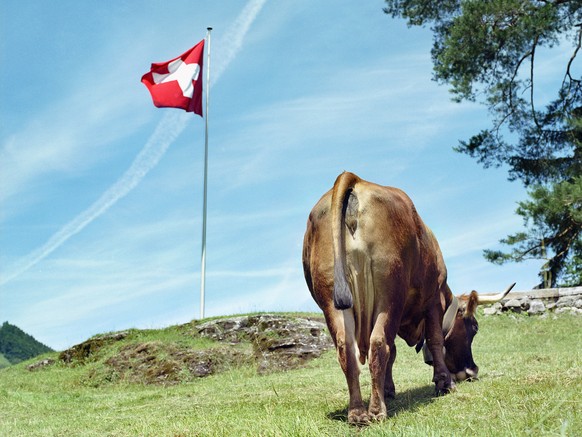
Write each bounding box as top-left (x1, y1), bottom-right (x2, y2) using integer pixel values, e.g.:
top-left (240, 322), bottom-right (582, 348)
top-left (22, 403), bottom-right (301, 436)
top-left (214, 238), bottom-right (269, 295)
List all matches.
top-left (444, 290), bottom-right (480, 381)
top-left (443, 283), bottom-right (515, 382)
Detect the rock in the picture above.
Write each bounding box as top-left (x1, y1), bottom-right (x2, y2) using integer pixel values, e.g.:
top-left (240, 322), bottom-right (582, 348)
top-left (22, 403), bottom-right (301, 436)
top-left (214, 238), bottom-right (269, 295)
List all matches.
top-left (497, 293), bottom-right (582, 316)
top-left (555, 307), bottom-right (582, 315)
top-left (486, 302), bottom-right (503, 314)
top-left (197, 314), bottom-right (334, 374)
top-left (27, 358), bottom-right (55, 371)
top-left (252, 316), bottom-right (334, 374)
top-left (196, 316), bottom-right (253, 343)
top-left (483, 306), bottom-right (499, 316)
top-left (520, 297), bottom-right (531, 310)
top-left (556, 296), bottom-right (577, 308)
top-left (528, 300), bottom-right (546, 315)
top-left (504, 299), bottom-right (523, 313)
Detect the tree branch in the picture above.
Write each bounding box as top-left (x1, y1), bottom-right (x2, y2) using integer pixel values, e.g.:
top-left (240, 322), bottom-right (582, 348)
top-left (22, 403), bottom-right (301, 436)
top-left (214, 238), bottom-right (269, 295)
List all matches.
top-left (509, 48), bottom-right (534, 110)
top-left (562, 24), bottom-right (582, 96)
top-left (530, 35), bottom-right (542, 131)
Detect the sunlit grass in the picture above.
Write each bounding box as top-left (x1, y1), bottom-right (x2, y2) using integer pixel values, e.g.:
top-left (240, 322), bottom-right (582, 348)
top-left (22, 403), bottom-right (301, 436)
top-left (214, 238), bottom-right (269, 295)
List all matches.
top-left (0, 312), bottom-right (580, 436)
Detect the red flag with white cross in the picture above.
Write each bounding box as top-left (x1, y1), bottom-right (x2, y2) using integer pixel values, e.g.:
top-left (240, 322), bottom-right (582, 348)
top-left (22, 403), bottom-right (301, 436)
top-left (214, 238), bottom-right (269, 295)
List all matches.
top-left (141, 40), bottom-right (205, 116)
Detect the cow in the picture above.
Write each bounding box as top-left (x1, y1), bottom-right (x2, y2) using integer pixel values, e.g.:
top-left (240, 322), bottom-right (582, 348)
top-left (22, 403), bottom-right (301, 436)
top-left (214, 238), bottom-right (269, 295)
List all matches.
top-left (302, 171), bottom-right (514, 424)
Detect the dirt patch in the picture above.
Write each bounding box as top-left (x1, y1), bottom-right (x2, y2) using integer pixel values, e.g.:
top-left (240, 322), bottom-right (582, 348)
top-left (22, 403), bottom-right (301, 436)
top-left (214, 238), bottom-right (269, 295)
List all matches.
top-left (59, 332), bottom-right (129, 365)
top-left (103, 341), bottom-right (253, 385)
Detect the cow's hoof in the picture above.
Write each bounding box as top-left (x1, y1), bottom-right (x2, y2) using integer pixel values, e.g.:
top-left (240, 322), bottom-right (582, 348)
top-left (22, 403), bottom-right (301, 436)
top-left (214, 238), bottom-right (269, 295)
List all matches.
top-left (433, 371), bottom-right (456, 396)
top-left (368, 400), bottom-right (387, 422)
top-left (348, 408), bottom-right (370, 426)
top-left (368, 411), bottom-right (387, 422)
top-left (435, 380), bottom-right (457, 396)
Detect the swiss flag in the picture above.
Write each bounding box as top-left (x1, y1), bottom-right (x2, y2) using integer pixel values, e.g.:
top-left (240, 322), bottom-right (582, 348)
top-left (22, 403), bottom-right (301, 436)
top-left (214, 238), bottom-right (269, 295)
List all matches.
top-left (141, 40), bottom-right (205, 116)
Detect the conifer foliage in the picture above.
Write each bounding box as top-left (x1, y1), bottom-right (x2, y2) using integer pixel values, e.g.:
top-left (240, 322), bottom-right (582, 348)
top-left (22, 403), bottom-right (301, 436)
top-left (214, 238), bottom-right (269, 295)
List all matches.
top-left (385, 0), bottom-right (582, 286)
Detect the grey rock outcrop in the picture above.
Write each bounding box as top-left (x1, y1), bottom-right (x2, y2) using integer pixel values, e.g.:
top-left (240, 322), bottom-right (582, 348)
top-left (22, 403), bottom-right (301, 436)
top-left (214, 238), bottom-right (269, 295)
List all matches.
top-left (482, 288), bottom-right (582, 316)
top-left (197, 314), bottom-right (334, 373)
top-left (527, 300), bottom-right (546, 315)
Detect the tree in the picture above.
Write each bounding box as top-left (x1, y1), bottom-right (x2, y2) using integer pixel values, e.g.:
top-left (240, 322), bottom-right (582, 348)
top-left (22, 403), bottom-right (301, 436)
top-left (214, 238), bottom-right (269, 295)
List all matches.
top-left (385, 0), bottom-right (582, 286)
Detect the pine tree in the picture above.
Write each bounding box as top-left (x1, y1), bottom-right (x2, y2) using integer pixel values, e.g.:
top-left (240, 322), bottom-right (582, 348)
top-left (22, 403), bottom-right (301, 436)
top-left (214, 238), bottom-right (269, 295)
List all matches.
top-left (385, 0), bottom-right (582, 286)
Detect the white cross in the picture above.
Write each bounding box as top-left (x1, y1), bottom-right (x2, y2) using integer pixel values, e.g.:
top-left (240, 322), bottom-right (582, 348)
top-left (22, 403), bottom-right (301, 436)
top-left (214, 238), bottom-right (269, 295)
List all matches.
top-left (152, 58), bottom-right (200, 99)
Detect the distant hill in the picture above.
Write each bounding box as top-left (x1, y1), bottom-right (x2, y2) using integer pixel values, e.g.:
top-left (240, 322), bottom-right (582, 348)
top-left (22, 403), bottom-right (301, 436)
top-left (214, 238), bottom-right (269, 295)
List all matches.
top-left (0, 322), bottom-right (53, 366)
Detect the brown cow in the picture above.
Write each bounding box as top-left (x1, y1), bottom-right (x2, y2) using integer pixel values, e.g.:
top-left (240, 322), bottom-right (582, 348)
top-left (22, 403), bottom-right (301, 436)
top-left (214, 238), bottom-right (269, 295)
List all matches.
top-left (302, 172), bottom-right (513, 424)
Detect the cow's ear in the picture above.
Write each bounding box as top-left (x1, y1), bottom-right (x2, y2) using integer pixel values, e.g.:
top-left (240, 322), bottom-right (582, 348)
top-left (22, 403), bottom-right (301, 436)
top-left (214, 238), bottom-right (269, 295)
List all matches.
top-left (464, 290), bottom-right (479, 317)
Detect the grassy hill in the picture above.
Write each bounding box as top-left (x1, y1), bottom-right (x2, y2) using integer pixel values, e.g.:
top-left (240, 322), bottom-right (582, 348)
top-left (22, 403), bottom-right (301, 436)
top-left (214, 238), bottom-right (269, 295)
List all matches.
top-left (0, 353), bottom-right (11, 369)
top-left (0, 312), bottom-right (580, 436)
top-left (0, 322), bottom-right (53, 366)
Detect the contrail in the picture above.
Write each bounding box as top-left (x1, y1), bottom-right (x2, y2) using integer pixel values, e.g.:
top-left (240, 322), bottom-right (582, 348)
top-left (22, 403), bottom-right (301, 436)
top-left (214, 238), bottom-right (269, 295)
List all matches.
top-left (213, 0), bottom-right (268, 81)
top-left (0, 0), bottom-right (267, 286)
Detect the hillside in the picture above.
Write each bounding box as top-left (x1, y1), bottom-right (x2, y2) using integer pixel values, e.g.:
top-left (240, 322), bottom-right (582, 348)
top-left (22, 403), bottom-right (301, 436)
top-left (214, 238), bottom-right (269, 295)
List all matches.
top-left (0, 353), bottom-right (11, 369)
top-left (0, 322), bottom-right (53, 366)
top-left (0, 312), bottom-right (580, 436)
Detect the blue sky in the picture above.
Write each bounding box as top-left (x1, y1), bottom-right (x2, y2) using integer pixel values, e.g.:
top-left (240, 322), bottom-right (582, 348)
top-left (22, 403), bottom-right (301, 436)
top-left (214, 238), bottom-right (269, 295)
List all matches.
top-left (0, 0), bottom-right (556, 350)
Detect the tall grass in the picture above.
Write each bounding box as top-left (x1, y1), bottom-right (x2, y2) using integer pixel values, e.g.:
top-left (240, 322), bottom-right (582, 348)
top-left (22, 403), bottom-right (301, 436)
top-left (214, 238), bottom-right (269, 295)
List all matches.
top-left (0, 312), bottom-right (580, 436)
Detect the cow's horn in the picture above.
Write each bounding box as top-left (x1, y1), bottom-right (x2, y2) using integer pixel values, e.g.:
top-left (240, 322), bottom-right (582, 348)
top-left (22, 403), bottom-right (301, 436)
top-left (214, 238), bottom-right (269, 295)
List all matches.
top-left (478, 282), bottom-right (516, 304)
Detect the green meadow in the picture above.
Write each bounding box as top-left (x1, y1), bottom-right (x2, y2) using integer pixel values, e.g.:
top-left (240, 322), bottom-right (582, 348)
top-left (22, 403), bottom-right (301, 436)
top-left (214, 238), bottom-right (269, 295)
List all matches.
top-left (0, 312), bottom-right (580, 436)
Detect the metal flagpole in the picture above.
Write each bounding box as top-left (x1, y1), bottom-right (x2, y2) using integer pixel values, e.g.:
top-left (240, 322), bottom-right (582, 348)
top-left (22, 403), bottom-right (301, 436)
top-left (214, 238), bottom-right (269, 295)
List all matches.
top-left (200, 27), bottom-right (212, 320)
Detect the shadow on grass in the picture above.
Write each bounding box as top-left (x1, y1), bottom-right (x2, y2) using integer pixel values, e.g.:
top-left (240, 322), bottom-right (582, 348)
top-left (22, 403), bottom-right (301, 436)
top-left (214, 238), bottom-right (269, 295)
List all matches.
top-left (327, 385), bottom-right (435, 423)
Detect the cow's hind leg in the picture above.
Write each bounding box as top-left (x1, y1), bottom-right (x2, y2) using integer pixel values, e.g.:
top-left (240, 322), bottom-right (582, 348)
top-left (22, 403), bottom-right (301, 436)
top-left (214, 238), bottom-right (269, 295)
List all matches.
top-left (384, 341), bottom-right (396, 399)
top-left (331, 310), bottom-right (368, 425)
top-left (367, 314), bottom-right (393, 421)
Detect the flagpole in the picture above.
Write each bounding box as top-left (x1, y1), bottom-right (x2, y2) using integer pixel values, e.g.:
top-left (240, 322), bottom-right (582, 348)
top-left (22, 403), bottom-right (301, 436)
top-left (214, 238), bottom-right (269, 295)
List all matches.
top-left (200, 27), bottom-right (212, 320)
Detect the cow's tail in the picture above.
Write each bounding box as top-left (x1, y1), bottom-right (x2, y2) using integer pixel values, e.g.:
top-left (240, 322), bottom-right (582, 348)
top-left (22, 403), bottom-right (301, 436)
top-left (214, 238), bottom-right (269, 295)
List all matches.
top-left (331, 171), bottom-right (360, 310)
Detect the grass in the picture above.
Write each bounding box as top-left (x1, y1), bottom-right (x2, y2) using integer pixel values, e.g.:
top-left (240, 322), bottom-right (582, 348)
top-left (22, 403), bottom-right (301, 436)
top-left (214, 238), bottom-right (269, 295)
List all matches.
top-left (0, 312), bottom-right (580, 436)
